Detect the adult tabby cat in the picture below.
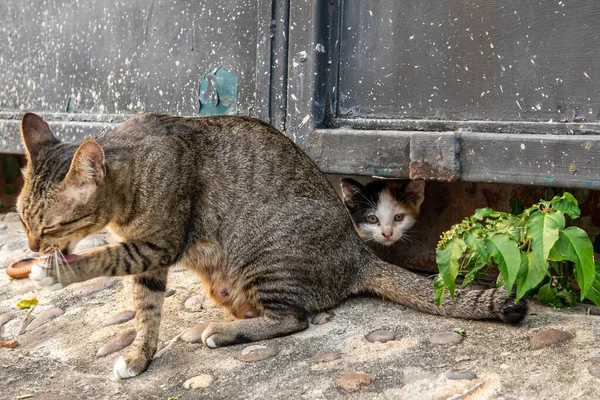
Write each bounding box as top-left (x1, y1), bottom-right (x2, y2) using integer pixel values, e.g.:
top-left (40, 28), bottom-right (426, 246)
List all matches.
top-left (18, 112), bottom-right (526, 379)
top-left (341, 178), bottom-right (425, 246)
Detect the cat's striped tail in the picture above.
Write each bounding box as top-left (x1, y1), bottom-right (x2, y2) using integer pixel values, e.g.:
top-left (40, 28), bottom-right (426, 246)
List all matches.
top-left (356, 256), bottom-right (527, 323)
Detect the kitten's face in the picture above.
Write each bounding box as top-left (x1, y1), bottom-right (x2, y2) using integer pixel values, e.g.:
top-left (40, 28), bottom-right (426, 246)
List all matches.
top-left (341, 178), bottom-right (425, 246)
top-left (16, 113), bottom-right (108, 255)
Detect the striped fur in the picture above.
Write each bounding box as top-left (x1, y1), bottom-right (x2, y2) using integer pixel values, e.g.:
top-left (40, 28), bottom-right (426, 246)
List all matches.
top-left (17, 113), bottom-right (526, 378)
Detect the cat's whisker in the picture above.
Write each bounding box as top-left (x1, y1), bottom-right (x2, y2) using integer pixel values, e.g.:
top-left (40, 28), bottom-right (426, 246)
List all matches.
top-left (355, 191), bottom-right (376, 208)
top-left (398, 234), bottom-right (423, 245)
top-left (53, 249), bottom-right (62, 284)
top-left (12, 239), bottom-right (30, 252)
top-left (57, 249), bottom-right (74, 283)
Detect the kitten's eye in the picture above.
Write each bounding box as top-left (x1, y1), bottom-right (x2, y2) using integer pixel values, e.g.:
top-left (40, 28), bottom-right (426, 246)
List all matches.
top-left (366, 215), bottom-right (378, 224)
top-left (394, 213), bottom-right (405, 222)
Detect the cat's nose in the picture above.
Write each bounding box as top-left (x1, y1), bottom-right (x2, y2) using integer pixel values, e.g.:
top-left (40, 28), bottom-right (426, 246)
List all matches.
top-left (28, 237), bottom-right (40, 252)
top-left (382, 231), bottom-right (393, 238)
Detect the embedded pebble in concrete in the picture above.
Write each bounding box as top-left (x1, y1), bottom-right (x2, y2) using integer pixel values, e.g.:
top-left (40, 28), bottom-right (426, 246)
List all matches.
top-left (530, 329), bottom-right (573, 350)
top-left (312, 312), bottom-right (335, 325)
top-left (74, 237), bottom-right (107, 253)
top-left (588, 365), bottom-right (600, 378)
top-left (0, 312), bottom-right (16, 327)
top-left (26, 307), bottom-right (64, 332)
top-left (183, 374), bottom-right (214, 389)
top-left (430, 332), bottom-right (464, 345)
top-left (184, 294), bottom-right (206, 312)
top-left (455, 355), bottom-right (471, 363)
top-left (165, 288), bottom-right (176, 298)
top-left (365, 329), bottom-right (395, 343)
top-left (96, 328), bottom-right (137, 358)
top-left (588, 356), bottom-right (600, 363)
top-left (181, 323), bottom-right (209, 343)
top-left (444, 369), bottom-right (477, 380)
top-left (72, 277), bottom-right (119, 297)
top-left (235, 345), bottom-right (279, 362)
top-left (0, 224), bottom-right (7, 230)
top-left (336, 373), bottom-right (375, 392)
top-left (103, 310), bottom-right (136, 327)
top-left (308, 352), bottom-right (342, 363)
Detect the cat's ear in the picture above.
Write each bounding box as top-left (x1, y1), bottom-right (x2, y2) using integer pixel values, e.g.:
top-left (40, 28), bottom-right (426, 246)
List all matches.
top-left (340, 178), bottom-right (366, 207)
top-left (65, 139), bottom-right (106, 184)
top-left (404, 180), bottom-right (425, 209)
top-left (20, 113), bottom-right (60, 158)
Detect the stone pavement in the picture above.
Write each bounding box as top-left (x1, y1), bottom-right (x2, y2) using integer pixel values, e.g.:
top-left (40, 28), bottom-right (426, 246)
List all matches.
top-left (1, 211), bottom-right (600, 399)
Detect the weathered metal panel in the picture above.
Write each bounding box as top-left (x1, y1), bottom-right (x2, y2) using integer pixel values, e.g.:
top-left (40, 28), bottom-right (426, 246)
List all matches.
top-left (0, 0), bottom-right (261, 115)
top-left (0, 0), bottom-right (274, 151)
top-left (338, 1), bottom-right (600, 124)
top-left (309, 129), bottom-right (600, 189)
top-left (306, 129), bottom-right (411, 177)
top-left (460, 132), bottom-right (600, 189)
top-left (285, 0), bottom-right (333, 147)
top-left (409, 132), bottom-right (461, 182)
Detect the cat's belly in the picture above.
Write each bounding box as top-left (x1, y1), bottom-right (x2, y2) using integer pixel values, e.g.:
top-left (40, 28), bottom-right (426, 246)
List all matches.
top-left (179, 238), bottom-right (262, 319)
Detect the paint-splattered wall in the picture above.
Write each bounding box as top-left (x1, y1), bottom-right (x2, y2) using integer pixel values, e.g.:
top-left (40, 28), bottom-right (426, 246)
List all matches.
top-left (338, 1), bottom-right (600, 122)
top-left (0, 0), bottom-right (270, 152)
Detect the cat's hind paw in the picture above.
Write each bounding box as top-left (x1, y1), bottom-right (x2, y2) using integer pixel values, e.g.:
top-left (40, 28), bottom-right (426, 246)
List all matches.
top-left (29, 264), bottom-right (63, 290)
top-left (201, 322), bottom-right (252, 348)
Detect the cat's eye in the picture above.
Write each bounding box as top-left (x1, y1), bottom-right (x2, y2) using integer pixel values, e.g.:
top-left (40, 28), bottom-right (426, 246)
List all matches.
top-left (394, 213), bottom-right (405, 222)
top-left (366, 215), bottom-right (378, 224)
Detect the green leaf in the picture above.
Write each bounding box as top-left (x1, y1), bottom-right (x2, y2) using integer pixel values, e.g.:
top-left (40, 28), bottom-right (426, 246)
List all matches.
top-left (537, 283), bottom-right (558, 307)
top-left (515, 252), bottom-right (548, 301)
top-left (494, 217), bottom-right (522, 242)
top-left (486, 233), bottom-right (521, 294)
top-left (526, 210), bottom-right (564, 265)
top-left (462, 255), bottom-right (487, 288)
top-left (452, 327), bottom-right (468, 337)
top-left (550, 192), bottom-right (580, 219)
top-left (435, 237), bottom-right (466, 299)
top-left (16, 297), bottom-right (38, 309)
top-left (433, 274), bottom-right (446, 306)
top-left (553, 226), bottom-right (595, 299)
top-left (509, 195), bottom-right (524, 215)
top-left (556, 289), bottom-right (577, 308)
top-left (583, 262), bottom-right (600, 307)
top-left (471, 208), bottom-right (503, 221)
top-left (464, 232), bottom-right (488, 261)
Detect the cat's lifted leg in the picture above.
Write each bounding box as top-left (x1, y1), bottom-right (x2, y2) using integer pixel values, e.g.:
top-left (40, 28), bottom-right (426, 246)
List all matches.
top-left (201, 310), bottom-right (308, 348)
top-left (113, 269), bottom-right (168, 379)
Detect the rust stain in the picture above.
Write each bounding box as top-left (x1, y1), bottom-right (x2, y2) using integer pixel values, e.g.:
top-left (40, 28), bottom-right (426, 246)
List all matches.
top-left (569, 163), bottom-right (578, 175)
top-left (409, 160), bottom-right (458, 182)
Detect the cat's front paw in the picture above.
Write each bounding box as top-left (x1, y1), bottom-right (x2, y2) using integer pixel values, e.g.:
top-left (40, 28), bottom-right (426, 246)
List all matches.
top-left (113, 354), bottom-right (150, 379)
top-left (29, 264), bottom-right (64, 291)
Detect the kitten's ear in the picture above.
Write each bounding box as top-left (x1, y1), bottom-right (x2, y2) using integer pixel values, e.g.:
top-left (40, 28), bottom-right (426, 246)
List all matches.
top-left (20, 113), bottom-right (60, 158)
top-left (340, 178), bottom-right (366, 206)
top-left (65, 139), bottom-right (106, 184)
top-left (404, 180), bottom-right (426, 209)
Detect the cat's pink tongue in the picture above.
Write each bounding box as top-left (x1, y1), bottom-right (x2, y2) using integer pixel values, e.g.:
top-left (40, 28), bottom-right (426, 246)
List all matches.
top-left (58, 254), bottom-right (78, 263)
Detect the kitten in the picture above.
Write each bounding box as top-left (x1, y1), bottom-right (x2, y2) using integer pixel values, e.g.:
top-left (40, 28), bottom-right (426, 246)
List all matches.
top-left (17, 112), bottom-right (526, 379)
top-left (340, 178), bottom-right (425, 246)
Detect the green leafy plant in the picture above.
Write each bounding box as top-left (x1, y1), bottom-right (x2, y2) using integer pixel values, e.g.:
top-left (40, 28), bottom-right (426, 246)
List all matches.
top-left (434, 192), bottom-right (598, 308)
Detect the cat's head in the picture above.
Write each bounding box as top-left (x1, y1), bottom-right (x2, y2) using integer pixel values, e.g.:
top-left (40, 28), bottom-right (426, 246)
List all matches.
top-left (340, 178), bottom-right (425, 246)
top-left (16, 113), bottom-right (109, 255)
